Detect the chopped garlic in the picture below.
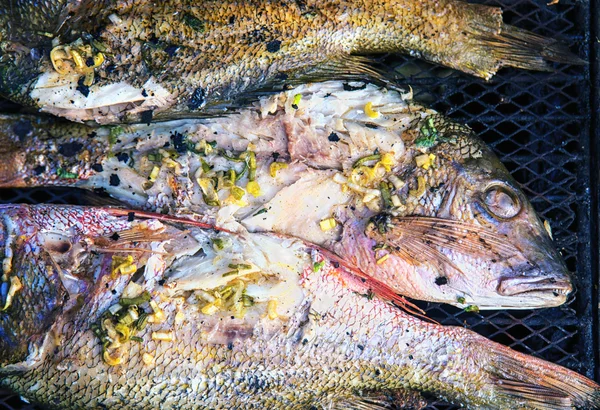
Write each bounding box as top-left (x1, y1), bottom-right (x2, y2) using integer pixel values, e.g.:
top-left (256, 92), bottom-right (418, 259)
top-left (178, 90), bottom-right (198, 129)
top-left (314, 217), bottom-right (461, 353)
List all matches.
top-left (376, 254), bottom-right (390, 265)
top-left (201, 302), bottom-right (220, 315)
top-left (364, 102), bottom-right (380, 119)
top-left (267, 299), bottom-right (279, 320)
top-left (415, 153), bottom-right (436, 170)
top-left (0, 276), bottom-right (23, 311)
top-left (319, 218), bottom-right (337, 231)
top-left (391, 194), bottom-right (402, 207)
top-left (388, 175), bottom-right (406, 190)
top-left (175, 310), bottom-right (185, 324)
top-left (269, 162), bottom-right (289, 177)
top-left (142, 352), bottom-right (155, 365)
top-left (333, 173), bottom-right (348, 184)
top-left (151, 331), bottom-right (174, 342)
top-left (103, 349), bottom-right (123, 366)
top-left (148, 300), bottom-right (166, 324)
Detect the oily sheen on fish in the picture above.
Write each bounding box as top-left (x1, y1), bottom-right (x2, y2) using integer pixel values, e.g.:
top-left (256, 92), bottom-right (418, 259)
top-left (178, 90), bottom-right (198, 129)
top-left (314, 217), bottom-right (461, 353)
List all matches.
top-left (0, 81), bottom-right (571, 310)
top-left (0, 204), bottom-right (597, 409)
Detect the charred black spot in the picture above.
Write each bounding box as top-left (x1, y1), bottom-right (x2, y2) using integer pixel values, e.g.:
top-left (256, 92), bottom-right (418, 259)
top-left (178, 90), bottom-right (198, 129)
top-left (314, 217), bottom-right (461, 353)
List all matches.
top-left (76, 77), bottom-right (90, 97)
top-left (164, 45), bottom-right (179, 57)
top-left (59, 141), bottom-right (84, 158)
top-left (12, 119), bottom-right (32, 140)
top-left (343, 82), bottom-right (366, 91)
top-left (91, 163), bottom-right (103, 172)
top-left (33, 165), bottom-right (45, 175)
top-left (188, 87), bottom-right (206, 110)
top-left (85, 57), bottom-right (95, 67)
top-left (109, 174), bottom-right (120, 186)
top-left (127, 212), bottom-right (135, 221)
top-left (140, 110), bottom-right (153, 125)
top-left (365, 123), bottom-right (378, 129)
top-left (171, 132), bottom-right (188, 153)
top-left (435, 276), bottom-right (448, 286)
top-left (116, 152), bottom-right (129, 163)
top-left (110, 233), bottom-right (120, 241)
top-left (88, 131), bottom-right (97, 139)
top-left (328, 132), bottom-right (340, 142)
top-left (266, 39), bottom-right (281, 53)
top-left (375, 369), bottom-right (381, 376)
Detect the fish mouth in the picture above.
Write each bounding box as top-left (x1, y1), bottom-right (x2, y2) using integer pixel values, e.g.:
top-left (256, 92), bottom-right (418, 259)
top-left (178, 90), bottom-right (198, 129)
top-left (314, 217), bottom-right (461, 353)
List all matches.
top-left (497, 276), bottom-right (572, 297)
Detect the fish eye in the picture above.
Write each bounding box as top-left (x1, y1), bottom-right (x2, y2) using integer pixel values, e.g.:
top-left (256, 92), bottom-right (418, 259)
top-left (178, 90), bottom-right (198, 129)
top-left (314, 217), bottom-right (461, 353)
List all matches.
top-left (483, 184), bottom-right (521, 219)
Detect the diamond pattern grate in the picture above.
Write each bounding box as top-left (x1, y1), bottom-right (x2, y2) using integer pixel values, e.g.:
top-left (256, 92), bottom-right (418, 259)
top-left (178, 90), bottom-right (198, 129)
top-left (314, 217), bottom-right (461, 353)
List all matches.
top-left (0, 0), bottom-right (596, 408)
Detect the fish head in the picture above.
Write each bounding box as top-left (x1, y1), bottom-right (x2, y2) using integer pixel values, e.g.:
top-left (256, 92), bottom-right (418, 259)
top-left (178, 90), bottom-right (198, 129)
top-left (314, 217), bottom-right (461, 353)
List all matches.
top-left (365, 117), bottom-right (571, 309)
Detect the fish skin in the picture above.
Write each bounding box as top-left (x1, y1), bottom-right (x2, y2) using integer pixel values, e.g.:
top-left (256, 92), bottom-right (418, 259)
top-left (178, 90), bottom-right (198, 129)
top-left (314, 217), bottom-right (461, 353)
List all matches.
top-left (0, 204), bottom-right (598, 409)
top-left (0, 0), bottom-right (582, 123)
top-left (0, 81), bottom-right (572, 310)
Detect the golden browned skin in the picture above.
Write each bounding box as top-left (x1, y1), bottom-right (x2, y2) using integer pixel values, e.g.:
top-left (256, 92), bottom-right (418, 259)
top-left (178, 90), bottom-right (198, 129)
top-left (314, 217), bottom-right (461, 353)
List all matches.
top-left (0, 0), bottom-right (579, 123)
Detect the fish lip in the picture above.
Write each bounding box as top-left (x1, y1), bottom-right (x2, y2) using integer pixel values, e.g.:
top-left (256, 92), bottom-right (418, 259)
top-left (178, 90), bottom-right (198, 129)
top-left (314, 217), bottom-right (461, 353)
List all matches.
top-left (497, 276), bottom-right (572, 297)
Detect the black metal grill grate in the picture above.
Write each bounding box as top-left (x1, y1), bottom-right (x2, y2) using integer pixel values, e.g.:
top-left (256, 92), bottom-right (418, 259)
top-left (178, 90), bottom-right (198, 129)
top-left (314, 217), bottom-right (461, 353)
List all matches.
top-left (0, 0), bottom-right (597, 408)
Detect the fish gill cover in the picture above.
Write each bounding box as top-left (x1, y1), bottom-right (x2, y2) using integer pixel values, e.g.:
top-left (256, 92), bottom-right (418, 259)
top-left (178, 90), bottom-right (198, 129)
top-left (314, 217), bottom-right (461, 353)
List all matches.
top-left (0, 0), bottom-right (597, 410)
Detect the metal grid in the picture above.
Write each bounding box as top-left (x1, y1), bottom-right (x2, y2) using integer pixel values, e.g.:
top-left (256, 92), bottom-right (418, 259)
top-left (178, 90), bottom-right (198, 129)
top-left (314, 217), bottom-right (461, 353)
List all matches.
top-left (0, 0), bottom-right (596, 408)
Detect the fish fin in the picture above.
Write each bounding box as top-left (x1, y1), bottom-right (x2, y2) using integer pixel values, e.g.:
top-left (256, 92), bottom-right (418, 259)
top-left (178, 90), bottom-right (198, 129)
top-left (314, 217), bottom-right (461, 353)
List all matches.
top-left (486, 342), bottom-right (600, 409)
top-left (484, 24), bottom-right (586, 73)
top-left (75, 189), bottom-right (130, 207)
top-left (366, 215), bottom-right (519, 276)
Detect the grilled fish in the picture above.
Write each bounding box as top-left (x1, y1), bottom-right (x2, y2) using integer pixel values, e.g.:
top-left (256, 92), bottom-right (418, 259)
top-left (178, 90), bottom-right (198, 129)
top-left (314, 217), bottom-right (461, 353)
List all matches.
top-left (0, 0), bottom-right (582, 123)
top-left (0, 204), bottom-right (597, 409)
top-left (0, 81), bottom-right (572, 310)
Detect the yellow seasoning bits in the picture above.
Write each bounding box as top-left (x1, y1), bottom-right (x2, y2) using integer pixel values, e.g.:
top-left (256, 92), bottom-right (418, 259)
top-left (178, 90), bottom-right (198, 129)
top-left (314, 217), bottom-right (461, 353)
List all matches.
top-left (269, 161), bottom-right (288, 177)
top-left (415, 153), bottom-right (436, 170)
top-left (111, 255), bottom-right (137, 277)
top-left (319, 218), bottom-right (337, 231)
top-left (148, 300), bottom-right (166, 324)
top-left (379, 153), bottom-right (395, 172)
top-left (149, 166), bottom-right (160, 182)
top-left (0, 276), bottom-right (23, 311)
top-left (376, 254), bottom-right (390, 265)
top-left (409, 176), bottom-right (427, 198)
top-left (364, 102), bottom-right (380, 119)
top-left (142, 352), bottom-right (155, 366)
top-left (151, 331), bottom-right (174, 342)
top-left (267, 299), bottom-right (279, 320)
top-left (246, 180), bottom-right (261, 197)
top-left (291, 93), bottom-right (302, 109)
top-left (103, 349), bottom-right (123, 366)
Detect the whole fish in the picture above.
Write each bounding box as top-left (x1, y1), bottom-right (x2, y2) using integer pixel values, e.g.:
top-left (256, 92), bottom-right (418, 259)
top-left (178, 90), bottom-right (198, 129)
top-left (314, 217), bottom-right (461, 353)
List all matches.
top-left (0, 0), bottom-right (581, 123)
top-left (0, 204), bottom-right (597, 409)
top-left (0, 81), bottom-right (571, 310)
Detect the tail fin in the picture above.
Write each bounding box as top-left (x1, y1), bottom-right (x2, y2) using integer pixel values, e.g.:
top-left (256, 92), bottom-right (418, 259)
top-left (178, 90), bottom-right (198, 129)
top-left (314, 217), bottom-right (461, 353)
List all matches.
top-left (487, 342), bottom-right (600, 409)
top-left (482, 24), bottom-right (586, 74)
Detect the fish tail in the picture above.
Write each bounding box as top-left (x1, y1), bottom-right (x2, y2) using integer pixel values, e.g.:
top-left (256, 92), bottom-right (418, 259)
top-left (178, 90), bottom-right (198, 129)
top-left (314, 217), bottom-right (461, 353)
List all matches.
top-left (485, 341), bottom-right (600, 409)
top-left (478, 23), bottom-right (586, 76)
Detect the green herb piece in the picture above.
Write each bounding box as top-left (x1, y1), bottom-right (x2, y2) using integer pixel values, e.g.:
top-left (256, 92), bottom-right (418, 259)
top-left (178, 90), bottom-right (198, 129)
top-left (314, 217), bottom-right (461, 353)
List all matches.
top-left (56, 167), bottom-right (78, 179)
top-left (120, 291), bottom-right (151, 306)
top-left (109, 126), bottom-right (124, 145)
top-left (380, 181), bottom-right (392, 208)
top-left (456, 296), bottom-right (466, 304)
top-left (353, 154), bottom-right (381, 168)
top-left (253, 208), bottom-right (268, 216)
top-left (313, 261), bottom-right (325, 272)
top-left (130, 336), bottom-right (143, 343)
top-left (464, 305), bottom-right (480, 313)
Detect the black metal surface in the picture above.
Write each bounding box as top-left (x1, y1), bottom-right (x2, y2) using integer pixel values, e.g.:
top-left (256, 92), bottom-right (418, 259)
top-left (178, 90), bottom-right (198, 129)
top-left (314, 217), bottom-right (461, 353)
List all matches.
top-left (0, 0), bottom-right (596, 408)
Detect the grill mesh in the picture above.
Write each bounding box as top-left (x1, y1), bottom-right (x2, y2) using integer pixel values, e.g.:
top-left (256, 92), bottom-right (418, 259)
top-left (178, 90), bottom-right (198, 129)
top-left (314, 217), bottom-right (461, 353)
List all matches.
top-left (0, 0), bottom-right (596, 408)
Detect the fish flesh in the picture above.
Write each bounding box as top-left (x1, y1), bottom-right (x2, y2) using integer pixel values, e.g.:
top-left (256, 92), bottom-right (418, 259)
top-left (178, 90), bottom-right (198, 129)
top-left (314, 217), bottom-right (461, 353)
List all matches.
top-left (0, 204), bottom-right (597, 409)
top-left (0, 0), bottom-right (582, 123)
top-left (0, 81), bottom-right (572, 310)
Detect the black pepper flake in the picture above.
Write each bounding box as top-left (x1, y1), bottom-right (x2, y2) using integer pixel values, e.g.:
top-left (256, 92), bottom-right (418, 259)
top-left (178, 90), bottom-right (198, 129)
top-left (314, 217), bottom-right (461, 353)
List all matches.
top-left (105, 63), bottom-right (117, 73)
top-left (141, 89), bottom-right (148, 97)
top-left (328, 132), bottom-right (340, 142)
top-left (332, 261), bottom-right (340, 269)
top-left (408, 354), bottom-right (414, 360)
top-left (435, 276), bottom-right (448, 286)
top-left (88, 131), bottom-right (97, 139)
top-left (76, 76), bottom-right (90, 97)
top-left (266, 39), bottom-right (282, 53)
top-left (275, 72), bottom-right (288, 81)
top-left (110, 232), bottom-right (120, 241)
top-left (171, 132), bottom-right (188, 153)
top-left (140, 110), bottom-right (153, 125)
top-left (12, 120), bottom-right (32, 140)
top-left (357, 344), bottom-right (364, 351)
top-left (229, 16), bottom-right (235, 24)
top-left (58, 141), bottom-right (84, 158)
top-left (109, 173), bottom-right (120, 186)
top-left (188, 87), bottom-right (206, 110)
top-left (127, 212), bottom-right (135, 222)
top-left (116, 152), bottom-right (129, 163)
top-left (227, 342), bottom-right (233, 350)
top-left (302, 338), bottom-right (308, 345)
top-left (91, 163), bottom-right (103, 172)
top-left (33, 165), bottom-right (45, 175)
top-left (111, 289), bottom-right (117, 295)
top-left (158, 279), bottom-right (165, 286)
top-left (365, 123), bottom-right (378, 129)
top-left (85, 57), bottom-right (95, 67)
top-left (272, 152), bottom-right (280, 160)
